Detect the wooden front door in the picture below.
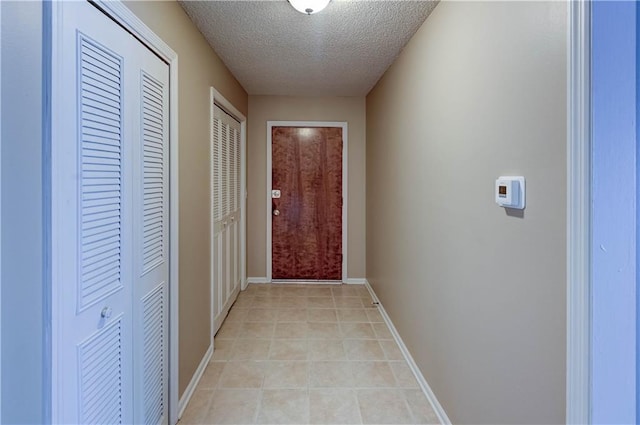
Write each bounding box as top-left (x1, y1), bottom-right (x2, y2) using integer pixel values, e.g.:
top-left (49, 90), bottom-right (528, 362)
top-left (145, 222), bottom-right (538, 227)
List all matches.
top-left (271, 126), bottom-right (343, 280)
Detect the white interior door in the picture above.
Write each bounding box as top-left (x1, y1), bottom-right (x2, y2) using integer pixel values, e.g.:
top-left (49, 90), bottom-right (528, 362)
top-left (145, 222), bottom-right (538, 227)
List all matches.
top-left (53, 2), bottom-right (169, 424)
top-left (54, 3), bottom-right (134, 422)
top-left (211, 104), bottom-right (242, 334)
top-left (132, 28), bottom-right (170, 425)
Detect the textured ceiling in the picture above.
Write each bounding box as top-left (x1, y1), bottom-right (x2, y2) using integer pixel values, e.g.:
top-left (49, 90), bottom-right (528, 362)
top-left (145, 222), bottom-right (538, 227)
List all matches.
top-left (178, 0), bottom-right (439, 96)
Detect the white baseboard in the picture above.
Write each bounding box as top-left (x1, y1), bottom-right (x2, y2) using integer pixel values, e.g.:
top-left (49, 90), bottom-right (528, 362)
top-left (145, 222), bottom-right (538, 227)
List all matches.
top-left (343, 278), bottom-right (367, 285)
top-left (364, 280), bottom-right (452, 425)
top-left (247, 277), bottom-right (270, 284)
top-left (177, 343), bottom-right (213, 419)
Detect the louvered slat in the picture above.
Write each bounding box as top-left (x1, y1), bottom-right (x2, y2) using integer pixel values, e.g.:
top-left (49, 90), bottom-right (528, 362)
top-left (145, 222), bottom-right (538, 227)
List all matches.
top-left (141, 72), bottom-right (165, 273)
top-left (142, 286), bottom-right (165, 425)
top-left (212, 113), bottom-right (221, 223)
top-left (79, 37), bottom-right (123, 311)
top-left (235, 128), bottom-right (241, 285)
top-left (235, 128), bottom-right (241, 214)
top-left (78, 317), bottom-right (123, 424)
top-left (213, 105), bottom-right (241, 222)
top-left (229, 127), bottom-right (236, 213)
top-left (221, 123), bottom-right (229, 217)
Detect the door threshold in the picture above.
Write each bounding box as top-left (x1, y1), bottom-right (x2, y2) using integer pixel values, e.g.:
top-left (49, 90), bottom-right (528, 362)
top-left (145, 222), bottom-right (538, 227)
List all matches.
top-left (270, 279), bottom-right (343, 285)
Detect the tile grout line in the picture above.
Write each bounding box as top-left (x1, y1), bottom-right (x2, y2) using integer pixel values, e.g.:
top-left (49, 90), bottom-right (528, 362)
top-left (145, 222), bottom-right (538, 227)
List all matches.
top-left (364, 281), bottom-right (449, 425)
top-left (198, 284), bottom-right (436, 424)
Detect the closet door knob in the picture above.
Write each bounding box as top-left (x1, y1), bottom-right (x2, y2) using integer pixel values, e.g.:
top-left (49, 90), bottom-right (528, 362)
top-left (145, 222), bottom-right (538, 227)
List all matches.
top-left (101, 307), bottom-right (113, 319)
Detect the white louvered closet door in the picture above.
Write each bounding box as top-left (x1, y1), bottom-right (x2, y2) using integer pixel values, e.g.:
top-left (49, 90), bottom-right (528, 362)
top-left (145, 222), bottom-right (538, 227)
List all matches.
top-left (54, 2), bottom-right (168, 424)
top-left (212, 104), bottom-right (242, 333)
top-left (131, 34), bottom-right (170, 425)
top-left (234, 127), bottom-right (241, 292)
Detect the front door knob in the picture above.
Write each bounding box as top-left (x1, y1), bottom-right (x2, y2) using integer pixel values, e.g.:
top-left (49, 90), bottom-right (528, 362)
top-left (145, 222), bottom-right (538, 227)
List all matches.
top-left (273, 209), bottom-right (280, 216)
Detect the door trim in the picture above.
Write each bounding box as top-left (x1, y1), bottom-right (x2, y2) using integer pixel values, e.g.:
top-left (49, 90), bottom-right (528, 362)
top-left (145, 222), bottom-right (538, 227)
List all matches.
top-left (0, 1), bottom-right (3, 419)
top-left (566, 0), bottom-right (591, 423)
top-left (266, 121), bottom-right (348, 283)
top-left (49, 1), bottom-right (180, 423)
top-left (209, 86), bottom-right (247, 345)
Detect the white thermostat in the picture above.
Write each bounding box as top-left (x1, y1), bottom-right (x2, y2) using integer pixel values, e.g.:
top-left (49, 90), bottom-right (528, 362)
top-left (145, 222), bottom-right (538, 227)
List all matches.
top-left (495, 176), bottom-right (525, 209)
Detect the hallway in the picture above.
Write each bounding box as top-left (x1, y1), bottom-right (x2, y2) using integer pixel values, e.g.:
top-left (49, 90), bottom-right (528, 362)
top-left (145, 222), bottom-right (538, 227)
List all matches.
top-left (0, 1), bottom-right (572, 422)
top-left (179, 284), bottom-right (439, 424)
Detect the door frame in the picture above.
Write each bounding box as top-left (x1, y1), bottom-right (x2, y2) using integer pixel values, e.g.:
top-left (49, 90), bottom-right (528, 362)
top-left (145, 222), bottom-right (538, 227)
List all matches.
top-left (209, 87), bottom-right (247, 343)
top-left (0, 2), bottom-right (3, 419)
top-left (566, 1), bottom-right (591, 423)
top-left (48, 1), bottom-right (180, 424)
top-left (266, 121), bottom-right (348, 283)
top-left (568, 1), bottom-right (640, 421)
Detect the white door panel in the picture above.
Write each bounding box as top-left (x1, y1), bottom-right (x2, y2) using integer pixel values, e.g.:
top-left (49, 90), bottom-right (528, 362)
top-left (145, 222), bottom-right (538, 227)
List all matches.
top-left (132, 40), bottom-right (169, 425)
top-left (211, 105), bottom-right (242, 334)
top-left (216, 233), bottom-right (223, 314)
top-left (55, 3), bottom-right (134, 422)
top-left (54, 2), bottom-right (169, 424)
top-left (231, 220), bottom-right (237, 291)
top-left (222, 227), bottom-right (229, 311)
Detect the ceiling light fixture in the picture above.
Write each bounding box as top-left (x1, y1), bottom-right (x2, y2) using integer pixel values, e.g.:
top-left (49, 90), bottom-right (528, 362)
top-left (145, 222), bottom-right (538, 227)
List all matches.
top-left (288, 0), bottom-right (331, 15)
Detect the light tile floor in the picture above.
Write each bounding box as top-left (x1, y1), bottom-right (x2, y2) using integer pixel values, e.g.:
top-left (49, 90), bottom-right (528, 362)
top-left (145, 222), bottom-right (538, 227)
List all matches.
top-left (179, 284), bottom-right (440, 425)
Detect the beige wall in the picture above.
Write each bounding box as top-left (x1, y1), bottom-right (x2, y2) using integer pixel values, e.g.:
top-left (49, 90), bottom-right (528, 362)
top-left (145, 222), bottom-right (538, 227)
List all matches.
top-left (366, 2), bottom-right (567, 424)
top-left (125, 0), bottom-right (248, 397)
top-left (247, 96), bottom-right (366, 279)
